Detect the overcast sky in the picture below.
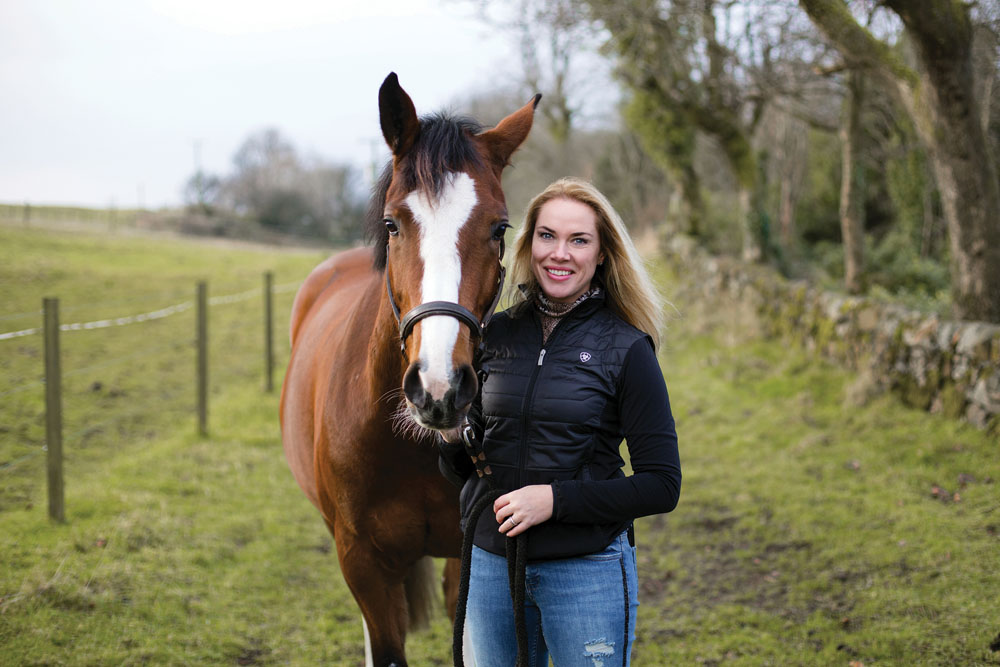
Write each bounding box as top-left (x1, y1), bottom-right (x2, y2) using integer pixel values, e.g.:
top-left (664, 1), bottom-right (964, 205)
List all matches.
top-left (0, 0), bottom-right (521, 208)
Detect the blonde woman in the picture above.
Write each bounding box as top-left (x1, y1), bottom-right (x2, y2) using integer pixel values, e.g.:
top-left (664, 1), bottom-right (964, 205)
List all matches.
top-left (439, 178), bottom-right (681, 666)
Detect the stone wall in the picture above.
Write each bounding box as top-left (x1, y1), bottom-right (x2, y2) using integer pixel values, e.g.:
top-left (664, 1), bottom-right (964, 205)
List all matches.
top-left (664, 237), bottom-right (1000, 431)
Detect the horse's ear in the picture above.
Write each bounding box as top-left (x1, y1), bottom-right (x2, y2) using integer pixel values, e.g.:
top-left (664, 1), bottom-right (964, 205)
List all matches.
top-left (379, 72), bottom-right (420, 159)
top-left (480, 94), bottom-right (541, 168)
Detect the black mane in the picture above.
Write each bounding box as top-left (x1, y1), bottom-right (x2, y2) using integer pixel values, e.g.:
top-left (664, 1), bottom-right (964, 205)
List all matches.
top-left (364, 113), bottom-right (486, 271)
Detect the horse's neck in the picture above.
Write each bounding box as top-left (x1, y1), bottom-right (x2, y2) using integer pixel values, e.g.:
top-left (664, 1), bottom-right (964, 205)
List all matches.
top-left (365, 288), bottom-right (407, 407)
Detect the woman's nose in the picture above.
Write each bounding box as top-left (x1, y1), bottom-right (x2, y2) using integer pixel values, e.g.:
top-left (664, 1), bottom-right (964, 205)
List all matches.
top-left (552, 241), bottom-right (570, 260)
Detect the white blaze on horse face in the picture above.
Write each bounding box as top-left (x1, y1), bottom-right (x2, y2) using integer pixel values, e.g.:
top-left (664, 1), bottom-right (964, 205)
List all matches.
top-left (406, 172), bottom-right (478, 402)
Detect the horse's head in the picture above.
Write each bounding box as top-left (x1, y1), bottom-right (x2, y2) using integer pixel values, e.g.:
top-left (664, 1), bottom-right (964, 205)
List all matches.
top-left (372, 72), bottom-right (538, 432)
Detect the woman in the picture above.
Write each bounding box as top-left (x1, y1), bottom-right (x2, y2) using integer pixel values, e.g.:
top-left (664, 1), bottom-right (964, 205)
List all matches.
top-left (438, 177), bottom-right (681, 666)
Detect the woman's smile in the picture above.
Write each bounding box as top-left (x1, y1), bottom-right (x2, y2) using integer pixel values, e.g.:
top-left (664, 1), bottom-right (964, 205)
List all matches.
top-left (544, 267), bottom-right (573, 279)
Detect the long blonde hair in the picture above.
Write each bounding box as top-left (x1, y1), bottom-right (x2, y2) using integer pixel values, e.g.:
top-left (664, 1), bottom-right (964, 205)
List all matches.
top-left (507, 177), bottom-right (664, 349)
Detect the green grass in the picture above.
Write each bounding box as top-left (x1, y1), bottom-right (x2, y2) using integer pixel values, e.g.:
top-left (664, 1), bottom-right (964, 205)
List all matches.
top-left (0, 380), bottom-right (460, 665)
top-left (634, 269), bottom-right (1000, 665)
top-left (0, 226), bottom-right (327, 511)
top-left (1, 227), bottom-right (998, 665)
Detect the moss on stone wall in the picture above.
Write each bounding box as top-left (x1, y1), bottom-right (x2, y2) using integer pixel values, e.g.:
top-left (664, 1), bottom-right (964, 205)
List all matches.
top-left (664, 236), bottom-right (1000, 429)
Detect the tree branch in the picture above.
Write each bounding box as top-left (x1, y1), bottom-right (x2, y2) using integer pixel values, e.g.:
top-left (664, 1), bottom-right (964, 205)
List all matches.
top-left (798, 0), bottom-right (918, 87)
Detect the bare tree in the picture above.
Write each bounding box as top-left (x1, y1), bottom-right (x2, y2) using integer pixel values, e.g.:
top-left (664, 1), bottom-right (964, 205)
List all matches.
top-left (224, 128), bottom-right (300, 218)
top-left (183, 170), bottom-right (222, 213)
top-left (468, 0), bottom-right (607, 144)
top-left (755, 104), bottom-right (811, 258)
top-left (203, 128), bottom-right (364, 240)
top-left (582, 0), bottom-right (824, 259)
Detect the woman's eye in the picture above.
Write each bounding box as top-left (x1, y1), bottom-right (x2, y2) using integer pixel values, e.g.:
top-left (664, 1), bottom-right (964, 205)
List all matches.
top-left (384, 218), bottom-right (399, 236)
top-left (572, 238), bottom-right (588, 245)
top-left (538, 231), bottom-right (553, 240)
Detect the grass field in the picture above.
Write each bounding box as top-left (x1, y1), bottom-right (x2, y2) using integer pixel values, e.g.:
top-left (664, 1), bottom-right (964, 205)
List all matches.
top-left (1, 226), bottom-right (998, 665)
top-left (0, 227), bottom-right (325, 512)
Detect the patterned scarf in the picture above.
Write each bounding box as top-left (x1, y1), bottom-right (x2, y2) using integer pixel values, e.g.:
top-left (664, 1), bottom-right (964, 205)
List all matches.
top-left (534, 285), bottom-right (601, 344)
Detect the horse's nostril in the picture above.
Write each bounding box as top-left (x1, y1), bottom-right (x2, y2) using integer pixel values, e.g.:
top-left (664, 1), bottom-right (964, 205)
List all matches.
top-left (402, 363), bottom-right (427, 409)
top-left (453, 364), bottom-right (478, 412)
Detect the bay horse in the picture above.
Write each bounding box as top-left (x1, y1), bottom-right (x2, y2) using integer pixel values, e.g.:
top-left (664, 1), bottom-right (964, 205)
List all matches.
top-left (280, 73), bottom-right (538, 666)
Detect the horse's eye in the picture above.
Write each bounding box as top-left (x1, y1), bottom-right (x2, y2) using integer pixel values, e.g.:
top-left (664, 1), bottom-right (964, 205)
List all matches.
top-left (384, 218), bottom-right (399, 236)
top-left (491, 221), bottom-right (511, 242)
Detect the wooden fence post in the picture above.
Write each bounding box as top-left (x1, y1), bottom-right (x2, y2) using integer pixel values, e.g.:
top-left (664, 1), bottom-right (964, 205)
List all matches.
top-left (43, 297), bottom-right (64, 522)
top-left (197, 281), bottom-right (208, 436)
top-left (264, 272), bottom-right (274, 393)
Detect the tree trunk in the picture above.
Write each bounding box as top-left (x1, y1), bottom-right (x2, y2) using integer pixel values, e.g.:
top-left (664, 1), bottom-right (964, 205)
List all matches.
top-left (778, 178), bottom-right (794, 250)
top-left (801, 0), bottom-right (1000, 322)
top-left (680, 163), bottom-right (704, 237)
top-left (738, 187), bottom-right (761, 263)
top-left (897, 37), bottom-right (1000, 321)
top-left (839, 71), bottom-right (865, 294)
top-left (777, 116), bottom-right (807, 254)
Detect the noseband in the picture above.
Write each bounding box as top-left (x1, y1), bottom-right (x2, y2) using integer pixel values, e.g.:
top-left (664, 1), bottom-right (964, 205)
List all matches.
top-left (384, 239), bottom-right (506, 353)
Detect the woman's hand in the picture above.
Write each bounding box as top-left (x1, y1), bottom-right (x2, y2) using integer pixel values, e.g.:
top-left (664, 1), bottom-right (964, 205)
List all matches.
top-left (494, 485), bottom-right (553, 537)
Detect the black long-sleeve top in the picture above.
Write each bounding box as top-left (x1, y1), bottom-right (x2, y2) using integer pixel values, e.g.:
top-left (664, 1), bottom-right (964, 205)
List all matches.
top-left (439, 297), bottom-right (681, 559)
top-left (551, 336), bottom-right (681, 523)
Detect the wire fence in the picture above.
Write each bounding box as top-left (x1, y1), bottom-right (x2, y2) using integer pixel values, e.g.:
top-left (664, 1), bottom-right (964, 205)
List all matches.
top-left (0, 273), bottom-right (302, 519)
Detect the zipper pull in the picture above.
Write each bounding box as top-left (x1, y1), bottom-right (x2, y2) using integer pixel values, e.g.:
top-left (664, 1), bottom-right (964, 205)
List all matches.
top-left (537, 349), bottom-right (546, 366)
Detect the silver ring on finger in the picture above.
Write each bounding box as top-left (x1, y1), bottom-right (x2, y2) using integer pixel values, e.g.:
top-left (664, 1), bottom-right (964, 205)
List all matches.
top-left (507, 517), bottom-right (518, 528)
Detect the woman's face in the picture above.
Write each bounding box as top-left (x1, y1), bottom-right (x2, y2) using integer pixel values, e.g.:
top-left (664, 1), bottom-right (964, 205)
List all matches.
top-left (530, 197), bottom-right (604, 304)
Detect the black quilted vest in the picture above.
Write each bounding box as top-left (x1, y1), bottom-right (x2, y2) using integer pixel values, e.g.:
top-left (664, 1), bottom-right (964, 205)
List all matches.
top-left (460, 292), bottom-right (649, 560)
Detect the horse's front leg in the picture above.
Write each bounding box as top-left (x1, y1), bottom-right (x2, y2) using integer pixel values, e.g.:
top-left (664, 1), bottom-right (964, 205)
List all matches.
top-left (336, 534), bottom-right (411, 667)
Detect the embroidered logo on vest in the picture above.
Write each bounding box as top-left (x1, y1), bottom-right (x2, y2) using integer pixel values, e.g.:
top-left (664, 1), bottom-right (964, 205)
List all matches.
top-left (579, 351), bottom-right (592, 362)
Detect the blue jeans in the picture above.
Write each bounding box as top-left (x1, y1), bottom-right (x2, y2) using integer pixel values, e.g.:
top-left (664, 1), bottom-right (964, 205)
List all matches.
top-left (466, 531), bottom-right (639, 667)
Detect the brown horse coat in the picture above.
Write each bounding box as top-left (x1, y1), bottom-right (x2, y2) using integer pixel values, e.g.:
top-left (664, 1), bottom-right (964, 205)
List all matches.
top-left (280, 73), bottom-right (537, 666)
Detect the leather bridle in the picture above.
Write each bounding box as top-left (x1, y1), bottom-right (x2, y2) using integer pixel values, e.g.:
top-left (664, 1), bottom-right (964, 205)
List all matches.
top-left (384, 238), bottom-right (506, 353)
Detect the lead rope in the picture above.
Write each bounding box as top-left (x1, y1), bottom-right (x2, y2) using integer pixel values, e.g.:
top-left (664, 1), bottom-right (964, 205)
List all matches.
top-left (453, 489), bottom-right (530, 667)
top-left (620, 554), bottom-right (629, 667)
top-left (445, 233), bottom-right (528, 665)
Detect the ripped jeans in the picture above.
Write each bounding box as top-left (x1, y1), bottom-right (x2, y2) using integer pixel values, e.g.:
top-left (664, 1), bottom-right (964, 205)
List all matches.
top-left (466, 531), bottom-right (639, 667)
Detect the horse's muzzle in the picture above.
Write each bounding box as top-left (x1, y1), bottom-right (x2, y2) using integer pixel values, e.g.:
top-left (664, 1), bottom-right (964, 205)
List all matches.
top-left (402, 362), bottom-right (478, 429)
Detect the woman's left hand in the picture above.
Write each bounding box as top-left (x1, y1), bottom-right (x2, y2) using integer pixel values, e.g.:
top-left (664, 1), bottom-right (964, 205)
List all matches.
top-left (494, 485), bottom-right (553, 538)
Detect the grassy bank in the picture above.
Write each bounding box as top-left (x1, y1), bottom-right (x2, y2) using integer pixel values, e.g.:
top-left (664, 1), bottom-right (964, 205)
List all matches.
top-left (1, 227), bottom-right (997, 665)
top-left (632, 268), bottom-right (999, 665)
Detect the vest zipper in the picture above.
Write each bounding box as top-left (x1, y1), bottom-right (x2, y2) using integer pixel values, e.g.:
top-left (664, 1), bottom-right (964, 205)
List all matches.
top-left (518, 350), bottom-right (544, 488)
top-left (516, 313), bottom-right (575, 487)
